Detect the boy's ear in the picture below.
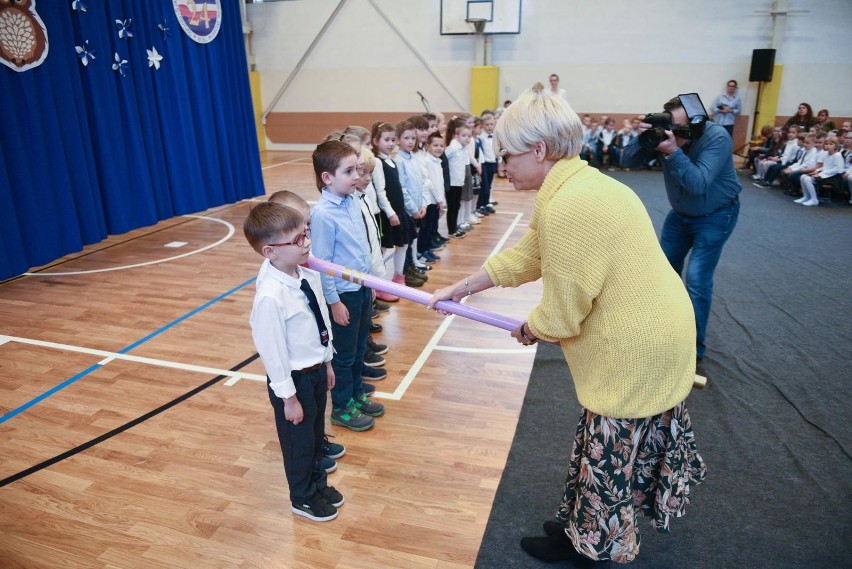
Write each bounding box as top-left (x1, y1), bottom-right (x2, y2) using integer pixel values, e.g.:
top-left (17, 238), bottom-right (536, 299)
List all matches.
top-left (320, 170), bottom-right (334, 186)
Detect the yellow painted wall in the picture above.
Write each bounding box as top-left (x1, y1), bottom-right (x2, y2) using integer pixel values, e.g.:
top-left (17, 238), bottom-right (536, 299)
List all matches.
top-left (471, 66), bottom-right (499, 114)
top-left (250, 71), bottom-right (266, 153)
top-left (753, 65), bottom-right (783, 139)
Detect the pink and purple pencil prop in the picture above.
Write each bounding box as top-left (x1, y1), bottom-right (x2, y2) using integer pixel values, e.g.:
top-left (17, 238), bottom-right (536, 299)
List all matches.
top-left (306, 257), bottom-right (707, 388)
top-left (306, 256), bottom-right (523, 332)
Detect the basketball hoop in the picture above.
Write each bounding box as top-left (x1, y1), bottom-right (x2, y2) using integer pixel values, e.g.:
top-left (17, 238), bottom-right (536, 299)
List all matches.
top-left (465, 17), bottom-right (487, 34)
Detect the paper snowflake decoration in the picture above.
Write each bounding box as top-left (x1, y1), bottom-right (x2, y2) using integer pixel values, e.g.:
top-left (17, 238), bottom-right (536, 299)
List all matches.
top-left (146, 46), bottom-right (162, 70)
top-left (75, 40), bottom-right (95, 66)
top-left (158, 20), bottom-right (171, 41)
top-left (115, 18), bottom-right (133, 40)
top-left (112, 52), bottom-right (128, 76)
top-left (71, 1), bottom-right (87, 12)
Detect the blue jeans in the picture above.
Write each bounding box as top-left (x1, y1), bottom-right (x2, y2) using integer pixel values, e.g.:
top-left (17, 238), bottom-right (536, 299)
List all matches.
top-left (329, 287), bottom-right (371, 409)
top-left (660, 201), bottom-right (739, 360)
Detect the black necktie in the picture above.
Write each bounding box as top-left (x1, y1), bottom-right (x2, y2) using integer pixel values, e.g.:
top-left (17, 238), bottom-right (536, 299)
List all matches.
top-left (300, 279), bottom-right (329, 346)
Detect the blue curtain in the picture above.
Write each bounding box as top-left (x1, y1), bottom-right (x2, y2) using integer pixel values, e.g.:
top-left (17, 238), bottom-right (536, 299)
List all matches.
top-left (0, 1), bottom-right (264, 280)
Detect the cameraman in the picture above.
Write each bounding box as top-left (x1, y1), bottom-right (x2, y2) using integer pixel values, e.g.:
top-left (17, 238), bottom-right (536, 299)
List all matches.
top-left (621, 96), bottom-right (742, 370)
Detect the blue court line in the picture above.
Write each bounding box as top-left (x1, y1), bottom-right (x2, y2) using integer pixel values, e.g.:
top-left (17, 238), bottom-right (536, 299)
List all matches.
top-left (0, 277), bottom-right (257, 425)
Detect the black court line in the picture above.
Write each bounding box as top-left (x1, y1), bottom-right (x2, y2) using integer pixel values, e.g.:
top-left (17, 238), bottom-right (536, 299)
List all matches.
top-left (0, 353), bottom-right (260, 488)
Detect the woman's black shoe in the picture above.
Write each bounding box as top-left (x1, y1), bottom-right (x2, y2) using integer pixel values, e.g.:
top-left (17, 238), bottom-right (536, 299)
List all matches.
top-left (543, 519), bottom-right (567, 538)
top-left (519, 535), bottom-right (599, 567)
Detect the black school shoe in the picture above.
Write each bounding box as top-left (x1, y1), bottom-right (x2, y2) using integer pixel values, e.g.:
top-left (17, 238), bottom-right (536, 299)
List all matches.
top-left (291, 493), bottom-right (338, 522)
top-left (317, 485), bottom-right (344, 507)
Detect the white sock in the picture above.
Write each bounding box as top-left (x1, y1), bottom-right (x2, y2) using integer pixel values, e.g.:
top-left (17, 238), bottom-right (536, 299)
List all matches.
top-left (393, 246), bottom-right (407, 275)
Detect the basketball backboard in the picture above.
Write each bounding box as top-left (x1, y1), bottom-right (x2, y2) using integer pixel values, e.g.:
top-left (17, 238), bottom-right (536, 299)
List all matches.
top-left (440, 0), bottom-right (521, 35)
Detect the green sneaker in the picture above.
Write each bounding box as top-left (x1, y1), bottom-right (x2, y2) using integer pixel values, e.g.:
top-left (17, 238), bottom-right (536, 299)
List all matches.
top-left (354, 393), bottom-right (384, 417)
top-left (330, 399), bottom-right (374, 431)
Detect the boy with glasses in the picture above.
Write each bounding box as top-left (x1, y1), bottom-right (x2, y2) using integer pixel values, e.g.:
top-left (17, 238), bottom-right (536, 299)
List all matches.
top-left (244, 201), bottom-right (343, 522)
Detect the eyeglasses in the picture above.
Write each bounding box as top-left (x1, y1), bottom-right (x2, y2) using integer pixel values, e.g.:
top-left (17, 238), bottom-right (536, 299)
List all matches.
top-left (499, 149), bottom-right (531, 165)
top-left (267, 228), bottom-right (311, 248)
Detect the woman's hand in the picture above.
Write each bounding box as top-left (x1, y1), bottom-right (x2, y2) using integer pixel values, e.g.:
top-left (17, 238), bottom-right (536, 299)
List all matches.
top-left (427, 285), bottom-right (461, 315)
top-left (511, 322), bottom-right (538, 346)
top-left (389, 214), bottom-right (400, 227)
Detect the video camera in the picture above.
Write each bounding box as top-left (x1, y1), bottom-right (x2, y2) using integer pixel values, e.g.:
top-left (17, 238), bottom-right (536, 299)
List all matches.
top-left (638, 93), bottom-right (709, 151)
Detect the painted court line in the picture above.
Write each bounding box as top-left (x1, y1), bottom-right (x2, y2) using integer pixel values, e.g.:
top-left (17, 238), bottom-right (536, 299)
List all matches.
top-left (261, 157), bottom-right (310, 170)
top-left (0, 276), bottom-right (257, 424)
top-left (433, 346), bottom-right (536, 354)
top-left (24, 216), bottom-right (235, 277)
top-left (1, 336), bottom-right (267, 382)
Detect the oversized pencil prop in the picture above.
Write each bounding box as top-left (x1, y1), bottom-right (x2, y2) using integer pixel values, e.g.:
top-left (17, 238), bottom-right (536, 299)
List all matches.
top-left (306, 256), bottom-right (522, 331)
top-left (307, 256), bottom-right (706, 389)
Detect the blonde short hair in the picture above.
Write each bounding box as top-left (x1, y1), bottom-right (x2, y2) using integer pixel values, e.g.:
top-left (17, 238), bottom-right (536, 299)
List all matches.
top-left (493, 82), bottom-right (583, 161)
top-left (360, 147), bottom-right (376, 170)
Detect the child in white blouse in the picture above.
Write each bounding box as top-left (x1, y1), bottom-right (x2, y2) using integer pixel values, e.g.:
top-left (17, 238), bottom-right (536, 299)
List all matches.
top-left (798, 137), bottom-right (845, 206)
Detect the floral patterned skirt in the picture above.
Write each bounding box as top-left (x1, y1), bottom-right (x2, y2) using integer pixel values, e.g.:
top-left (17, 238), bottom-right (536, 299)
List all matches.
top-left (556, 401), bottom-right (706, 564)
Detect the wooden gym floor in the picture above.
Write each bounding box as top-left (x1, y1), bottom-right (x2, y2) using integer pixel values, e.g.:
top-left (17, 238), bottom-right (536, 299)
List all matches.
top-left (0, 151), bottom-right (543, 568)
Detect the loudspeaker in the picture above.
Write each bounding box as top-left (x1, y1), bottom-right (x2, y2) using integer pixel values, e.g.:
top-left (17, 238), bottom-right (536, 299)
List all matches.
top-left (749, 49), bottom-right (775, 82)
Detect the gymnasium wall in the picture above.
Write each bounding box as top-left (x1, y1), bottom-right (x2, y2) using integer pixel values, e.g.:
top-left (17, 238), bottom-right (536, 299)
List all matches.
top-left (248, 0), bottom-right (852, 148)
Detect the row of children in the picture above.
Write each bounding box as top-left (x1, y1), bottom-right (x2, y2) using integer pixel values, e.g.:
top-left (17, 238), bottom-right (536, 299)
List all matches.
top-left (746, 125), bottom-right (852, 206)
top-left (579, 115), bottom-right (643, 170)
top-left (240, 110), bottom-right (503, 523)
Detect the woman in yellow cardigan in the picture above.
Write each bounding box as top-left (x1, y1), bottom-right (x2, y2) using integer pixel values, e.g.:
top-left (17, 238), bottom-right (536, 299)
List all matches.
top-left (429, 84), bottom-right (706, 566)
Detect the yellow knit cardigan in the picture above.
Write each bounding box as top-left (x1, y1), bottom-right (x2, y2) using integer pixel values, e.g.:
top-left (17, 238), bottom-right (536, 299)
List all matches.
top-left (484, 157), bottom-right (696, 418)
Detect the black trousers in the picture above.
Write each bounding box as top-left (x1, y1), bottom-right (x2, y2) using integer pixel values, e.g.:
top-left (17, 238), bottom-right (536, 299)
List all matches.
top-left (477, 162), bottom-right (497, 209)
top-left (446, 185), bottom-right (462, 233)
top-left (267, 367), bottom-right (328, 504)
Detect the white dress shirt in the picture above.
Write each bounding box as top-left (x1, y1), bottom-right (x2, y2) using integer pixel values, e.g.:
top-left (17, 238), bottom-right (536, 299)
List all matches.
top-left (425, 153), bottom-right (447, 206)
top-left (250, 261), bottom-right (334, 399)
top-left (446, 139), bottom-right (470, 186)
top-left (478, 132), bottom-right (496, 163)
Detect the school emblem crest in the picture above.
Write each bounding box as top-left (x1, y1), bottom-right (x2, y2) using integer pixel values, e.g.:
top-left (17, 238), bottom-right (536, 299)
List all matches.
top-left (0, 0), bottom-right (49, 72)
top-left (172, 0), bottom-right (221, 44)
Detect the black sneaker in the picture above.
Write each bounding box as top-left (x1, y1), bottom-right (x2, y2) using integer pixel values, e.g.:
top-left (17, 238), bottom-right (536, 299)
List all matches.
top-left (368, 335), bottom-right (388, 355)
top-left (370, 322), bottom-right (383, 333)
top-left (450, 230), bottom-right (466, 238)
top-left (435, 234), bottom-right (450, 243)
top-left (363, 349), bottom-right (385, 367)
top-left (354, 393), bottom-right (385, 417)
top-left (317, 485), bottom-right (344, 507)
top-left (322, 435), bottom-right (345, 459)
top-left (291, 493), bottom-right (338, 522)
top-left (373, 300), bottom-right (390, 312)
top-left (362, 366), bottom-right (387, 381)
top-left (362, 382), bottom-right (376, 396)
